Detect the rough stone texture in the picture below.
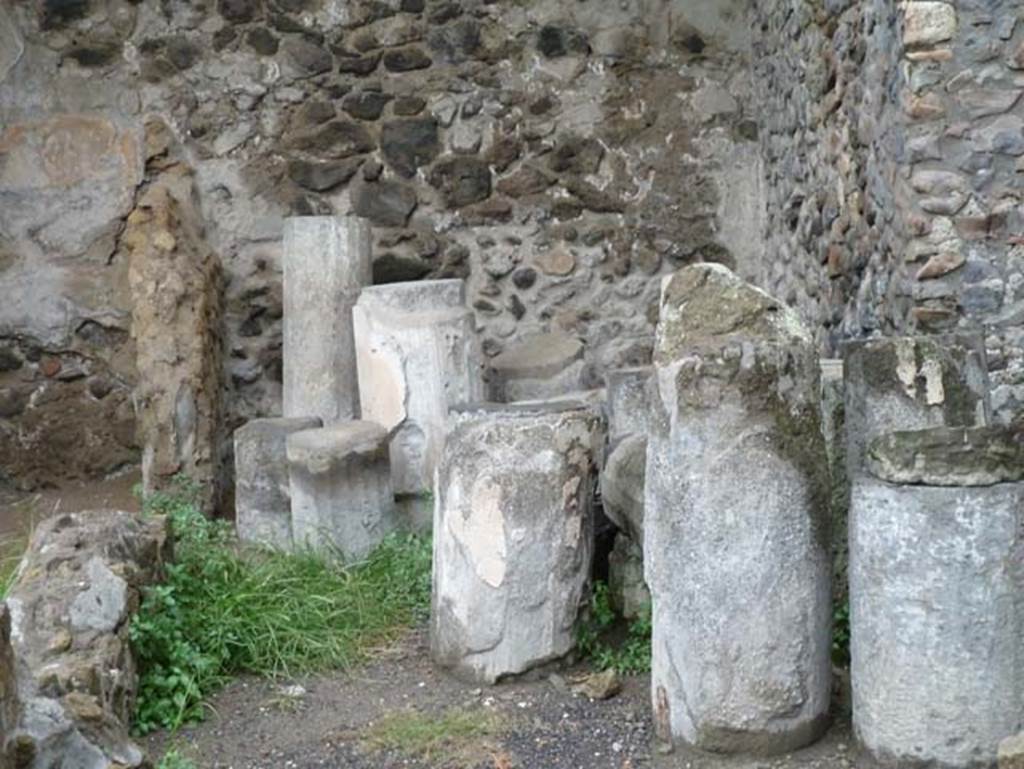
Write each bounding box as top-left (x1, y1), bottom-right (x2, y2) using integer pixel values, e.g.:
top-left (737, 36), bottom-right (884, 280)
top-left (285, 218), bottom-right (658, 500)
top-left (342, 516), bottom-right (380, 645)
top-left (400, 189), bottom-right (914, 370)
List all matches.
top-left (843, 334), bottom-right (992, 481)
top-left (286, 422), bottom-right (398, 562)
top-left (4, 510), bottom-right (170, 769)
top-left (867, 424), bottom-right (1024, 486)
top-left (0, 606), bottom-right (16, 769)
top-left (850, 453), bottom-right (1024, 768)
top-left (234, 416), bottom-right (322, 550)
top-left (646, 265), bottom-right (831, 754)
top-left (1001, 734), bottom-right (1024, 769)
top-left (601, 433), bottom-right (646, 546)
top-left (431, 401), bottom-right (603, 684)
top-left (605, 366), bottom-right (651, 444)
top-left (353, 279), bottom-right (481, 514)
top-left (485, 332), bottom-right (585, 403)
top-left (607, 532), bottom-right (649, 621)
top-left (819, 358), bottom-right (848, 607)
top-left (282, 215), bottom-right (371, 425)
top-left (125, 144), bottom-right (225, 512)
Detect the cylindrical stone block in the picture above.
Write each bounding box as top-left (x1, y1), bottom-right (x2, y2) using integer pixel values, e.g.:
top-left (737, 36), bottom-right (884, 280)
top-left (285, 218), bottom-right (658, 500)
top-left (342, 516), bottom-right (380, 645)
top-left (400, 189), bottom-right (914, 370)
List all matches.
top-left (286, 421), bottom-right (398, 562)
top-left (282, 215), bottom-right (371, 424)
top-left (485, 331), bottom-right (585, 403)
top-left (234, 416), bottom-right (322, 550)
top-left (646, 264), bottom-right (831, 754)
top-left (353, 279), bottom-right (482, 503)
top-left (842, 333), bottom-right (990, 480)
top-left (851, 426), bottom-right (1024, 769)
top-left (431, 401), bottom-right (603, 684)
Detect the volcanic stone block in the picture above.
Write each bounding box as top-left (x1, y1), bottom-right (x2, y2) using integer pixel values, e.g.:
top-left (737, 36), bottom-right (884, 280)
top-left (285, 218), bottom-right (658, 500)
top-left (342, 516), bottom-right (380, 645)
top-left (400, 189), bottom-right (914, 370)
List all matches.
top-left (646, 264), bottom-right (831, 754)
top-left (851, 426), bottom-right (1024, 769)
top-left (605, 366), bottom-right (652, 443)
top-left (431, 401), bottom-right (603, 683)
top-left (842, 333), bottom-right (990, 480)
top-left (234, 416), bottom-right (322, 550)
top-left (485, 332), bottom-right (585, 403)
top-left (353, 279), bottom-right (482, 509)
top-left (287, 422), bottom-right (398, 562)
top-left (282, 215), bottom-right (371, 424)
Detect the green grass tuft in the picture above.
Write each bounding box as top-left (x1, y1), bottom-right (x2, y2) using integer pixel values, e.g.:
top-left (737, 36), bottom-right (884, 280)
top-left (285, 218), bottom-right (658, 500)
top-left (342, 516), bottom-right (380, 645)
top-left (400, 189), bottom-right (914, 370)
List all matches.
top-left (576, 581), bottom-right (652, 674)
top-left (362, 707), bottom-right (505, 766)
top-left (155, 747), bottom-right (197, 769)
top-left (131, 477), bottom-right (433, 735)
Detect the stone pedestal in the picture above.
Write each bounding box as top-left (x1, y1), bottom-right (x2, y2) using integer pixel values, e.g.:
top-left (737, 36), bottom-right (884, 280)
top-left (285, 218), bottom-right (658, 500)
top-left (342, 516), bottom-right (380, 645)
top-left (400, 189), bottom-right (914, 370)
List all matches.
top-left (431, 401), bottom-right (603, 684)
top-left (605, 366), bottom-right (652, 444)
top-left (234, 416), bottom-right (321, 550)
top-left (282, 215), bottom-right (371, 424)
top-left (353, 279), bottom-right (481, 517)
top-left (485, 332), bottom-right (585, 403)
top-left (646, 264), bottom-right (831, 754)
top-left (842, 333), bottom-right (990, 480)
top-left (601, 433), bottom-right (648, 618)
top-left (851, 426), bottom-right (1024, 769)
top-left (286, 421), bottom-right (398, 562)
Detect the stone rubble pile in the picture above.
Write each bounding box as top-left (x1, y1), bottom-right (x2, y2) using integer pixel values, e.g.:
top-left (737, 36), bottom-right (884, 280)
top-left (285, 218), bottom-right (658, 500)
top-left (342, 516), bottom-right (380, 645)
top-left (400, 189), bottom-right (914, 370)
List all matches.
top-left (225, 223), bottom-right (1023, 766)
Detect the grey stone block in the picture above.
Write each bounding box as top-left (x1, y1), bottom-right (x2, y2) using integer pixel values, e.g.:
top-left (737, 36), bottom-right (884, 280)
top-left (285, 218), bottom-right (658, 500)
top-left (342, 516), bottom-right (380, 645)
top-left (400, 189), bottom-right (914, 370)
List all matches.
top-left (353, 279), bottom-right (482, 511)
top-left (287, 421), bottom-right (398, 562)
top-left (485, 332), bottom-right (585, 402)
top-left (646, 264), bottom-right (831, 754)
top-left (842, 333), bottom-right (991, 481)
top-left (234, 416), bottom-right (322, 550)
top-left (431, 400), bottom-right (603, 683)
top-left (605, 366), bottom-right (652, 443)
top-left (851, 427), bottom-right (1024, 769)
top-left (282, 215), bottom-right (371, 424)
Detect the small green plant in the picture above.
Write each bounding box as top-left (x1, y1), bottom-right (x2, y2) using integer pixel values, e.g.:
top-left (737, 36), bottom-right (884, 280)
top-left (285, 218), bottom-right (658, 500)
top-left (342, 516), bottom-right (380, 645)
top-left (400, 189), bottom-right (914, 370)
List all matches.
top-left (131, 477), bottom-right (433, 735)
top-left (362, 707), bottom-right (505, 766)
top-left (156, 747), bottom-right (197, 769)
top-left (832, 600), bottom-right (851, 665)
top-left (576, 581), bottom-right (651, 674)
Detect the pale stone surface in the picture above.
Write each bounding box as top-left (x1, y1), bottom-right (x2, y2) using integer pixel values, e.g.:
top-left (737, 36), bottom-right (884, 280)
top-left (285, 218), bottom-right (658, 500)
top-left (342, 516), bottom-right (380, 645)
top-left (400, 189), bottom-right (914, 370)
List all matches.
top-left (608, 533), bottom-right (649, 620)
top-left (1000, 733), bottom-right (1024, 769)
top-left (866, 425), bottom-right (1024, 486)
top-left (646, 264), bottom-right (831, 754)
top-left (601, 433), bottom-right (646, 544)
top-left (282, 215), bottom-right (372, 424)
top-left (842, 334), bottom-right (991, 480)
top-left (431, 401), bottom-right (603, 683)
top-left (5, 511), bottom-right (170, 769)
top-left (902, 2), bottom-right (957, 48)
top-left (851, 440), bottom-right (1024, 769)
top-left (0, 6), bottom-right (22, 84)
top-left (234, 416), bottom-right (322, 550)
top-left (605, 366), bottom-right (652, 443)
top-left (353, 279), bottom-right (481, 509)
top-left (287, 421), bottom-right (398, 562)
top-left (485, 332), bottom-right (585, 402)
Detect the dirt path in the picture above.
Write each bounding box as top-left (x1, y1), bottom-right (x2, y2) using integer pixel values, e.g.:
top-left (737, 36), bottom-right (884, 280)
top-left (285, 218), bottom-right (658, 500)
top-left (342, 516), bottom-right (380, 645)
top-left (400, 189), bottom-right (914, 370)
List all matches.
top-left (145, 630), bottom-right (859, 769)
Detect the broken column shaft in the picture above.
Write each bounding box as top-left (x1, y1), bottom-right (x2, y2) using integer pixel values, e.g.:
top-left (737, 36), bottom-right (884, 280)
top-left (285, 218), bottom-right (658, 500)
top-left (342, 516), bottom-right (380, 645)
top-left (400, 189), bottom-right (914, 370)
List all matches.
top-left (431, 401), bottom-right (603, 684)
top-left (282, 215), bottom-right (371, 424)
top-left (646, 264), bottom-right (831, 754)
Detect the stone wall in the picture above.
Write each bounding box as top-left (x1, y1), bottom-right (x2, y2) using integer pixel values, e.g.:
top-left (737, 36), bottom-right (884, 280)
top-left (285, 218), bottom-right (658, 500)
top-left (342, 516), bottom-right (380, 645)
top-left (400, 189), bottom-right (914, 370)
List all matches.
top-left (0, 0), bottom-right (762, 492)
top-left (753, 0), bottom-right (1024, 422)
top-left (0, 0), bottom-right (1020, 493)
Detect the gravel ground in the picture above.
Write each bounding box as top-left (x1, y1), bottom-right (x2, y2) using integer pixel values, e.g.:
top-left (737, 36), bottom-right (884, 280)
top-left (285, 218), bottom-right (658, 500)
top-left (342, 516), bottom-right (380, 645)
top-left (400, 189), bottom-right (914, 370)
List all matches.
top-left (145, 629), bottom-right (861, 769)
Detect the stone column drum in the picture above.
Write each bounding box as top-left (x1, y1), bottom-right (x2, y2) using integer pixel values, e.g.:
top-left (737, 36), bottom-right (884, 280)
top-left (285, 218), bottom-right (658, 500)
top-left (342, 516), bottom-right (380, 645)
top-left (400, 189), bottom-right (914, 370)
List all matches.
top-left (234, 416), bottom-right (321, 550)
top-left (282, 215), bottom-right (371, 424)
top-left (646, 264), bottom-right (832, 754)
top-left (842, 333), bottom-right (990, 479)
top-left (353, 279), bottom-right (482, 507)
top-left (850, 426), bottom-right (1024, 769)
top-left (431, 401), bottom-right (603, 684)
top-left (286, 422), bottom-right (398, 562)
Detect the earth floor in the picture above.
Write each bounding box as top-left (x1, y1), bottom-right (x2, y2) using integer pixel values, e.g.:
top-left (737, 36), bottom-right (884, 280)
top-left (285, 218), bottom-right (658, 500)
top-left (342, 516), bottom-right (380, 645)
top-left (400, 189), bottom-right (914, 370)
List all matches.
top-left (145, 628), bottom-right (861, 769)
